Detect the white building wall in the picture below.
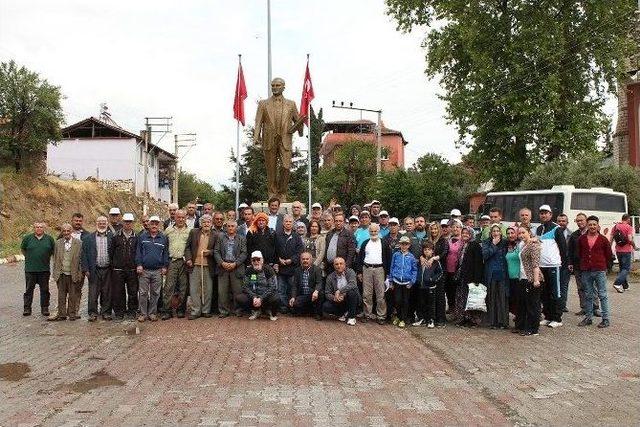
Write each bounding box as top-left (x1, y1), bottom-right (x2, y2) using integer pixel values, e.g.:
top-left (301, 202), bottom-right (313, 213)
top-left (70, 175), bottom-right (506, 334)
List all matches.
top-left (134, 146), bottom-right (162, 200)
top-left (47, 138), bottom-right (137, 181)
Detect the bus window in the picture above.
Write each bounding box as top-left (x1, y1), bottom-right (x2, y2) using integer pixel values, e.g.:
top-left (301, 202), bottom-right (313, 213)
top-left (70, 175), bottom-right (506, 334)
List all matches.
top-left (570, 193), bottom-right (626, 213)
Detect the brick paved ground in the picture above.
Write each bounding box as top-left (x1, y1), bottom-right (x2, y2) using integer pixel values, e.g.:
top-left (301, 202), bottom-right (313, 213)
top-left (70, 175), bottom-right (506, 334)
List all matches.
top-left (0, 262), bottom-right (637, 426)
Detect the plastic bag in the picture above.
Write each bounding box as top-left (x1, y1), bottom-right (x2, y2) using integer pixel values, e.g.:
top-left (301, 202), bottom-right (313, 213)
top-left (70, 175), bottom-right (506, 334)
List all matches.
top-left (465, 282), bottom-right (487, 312)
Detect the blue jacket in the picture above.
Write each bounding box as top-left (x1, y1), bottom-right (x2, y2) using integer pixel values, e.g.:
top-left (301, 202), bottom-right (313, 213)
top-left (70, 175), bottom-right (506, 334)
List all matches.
top-left (481, 238), bottom-right (508, 286)
top-left (389, 251), bottom-right (418, 285)
top-left (417, 260), bottom-right (443, 289)
top-left (81, 232), bottom-right (113, 275)
top-left (135, 231), bottom-right (169, 270)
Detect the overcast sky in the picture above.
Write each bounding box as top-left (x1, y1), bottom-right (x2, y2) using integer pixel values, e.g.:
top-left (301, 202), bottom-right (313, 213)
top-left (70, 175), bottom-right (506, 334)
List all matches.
top-left (0, 0), bottom-right (616, 188)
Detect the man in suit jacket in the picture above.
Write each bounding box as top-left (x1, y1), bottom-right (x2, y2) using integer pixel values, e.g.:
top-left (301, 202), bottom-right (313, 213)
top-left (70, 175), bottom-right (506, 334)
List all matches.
top-left (50, 223), bottom-right (83, 321)
top-left (289, 251), bottom-right (324, 319)
top-left (185, 214), bottom-right (219, 319)
top-left (254, 77), bottom-right (304, 200)
top-left (323, 212), bottom-right (356, 275)
top-left (214, 220), bottom-right (247, 317)
top-left (81, 216), bottom-right (114, 321)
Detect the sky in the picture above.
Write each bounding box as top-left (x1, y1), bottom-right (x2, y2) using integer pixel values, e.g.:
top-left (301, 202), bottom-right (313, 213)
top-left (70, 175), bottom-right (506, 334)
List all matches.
top-left (0, 0), bottom-right (616, 189)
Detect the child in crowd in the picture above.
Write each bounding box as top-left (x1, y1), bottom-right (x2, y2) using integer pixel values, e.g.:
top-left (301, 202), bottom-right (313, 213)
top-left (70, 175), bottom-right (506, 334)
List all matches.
top-left (414, 241), bottom-right (443, 328)
top-left (390, 236), bottom-right (418, 328)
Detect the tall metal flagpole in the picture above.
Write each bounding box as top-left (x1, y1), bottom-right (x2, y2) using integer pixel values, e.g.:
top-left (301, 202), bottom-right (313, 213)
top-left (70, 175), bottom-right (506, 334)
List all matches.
top-left (306, 54), bottom-right (312, 213)
top-left (235, 54), bottom-right (242, 213)
top-left (267, 0), bottom-right (272, 97)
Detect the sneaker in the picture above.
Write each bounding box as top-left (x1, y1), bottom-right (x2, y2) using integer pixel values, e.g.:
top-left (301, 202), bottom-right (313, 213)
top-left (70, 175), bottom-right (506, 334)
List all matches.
top-left (248, 310), bottom-right (260, 320)
top-left (539, 319), bottom-right (551, 326)
top-left (88, 314), bottom-right (97, 322)
top-left (412, 319), bottom-right (424, 327)
top-left (597, 319), bottom-right (610, 328)
top-left (268, 310), bottom-right (278, 321)
top-left (149, 314), bottom-right (158, 321)
top-left (137, 315), bottom-right (146, 322)
top-left (435, 322), bottom-right (446, 328)
top-left (622, 282), bottom-right (629, 290)
top-left (346, 318), bottom-right (356, 326)
top-left (392, 317), bottom-right (400, 326)
top-left (398, 320), bottom-right (406, 328)
top-left (578, 318), bottom-right (593, 327)
top-left (594, 309), bottom-right (602, 318)
top-left (338, 313), bottom-right (347, 322)
top-left (613, 284), bottom-right (624, 293)
top-left (531, 331), bottom-right (539, 336)
top-left (547, 321), bottom-right (563, 328)
top-left (427, 321), bottom-right (435, 329)
top-left (41, 309), bottom-right (50, 317)
top-left (22, 309), bottom-right (32, 316)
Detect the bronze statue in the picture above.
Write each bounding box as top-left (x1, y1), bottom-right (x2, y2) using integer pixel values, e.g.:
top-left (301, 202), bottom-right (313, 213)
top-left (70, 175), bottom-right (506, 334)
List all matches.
top-left (254, 78), bottom-right (304, 201)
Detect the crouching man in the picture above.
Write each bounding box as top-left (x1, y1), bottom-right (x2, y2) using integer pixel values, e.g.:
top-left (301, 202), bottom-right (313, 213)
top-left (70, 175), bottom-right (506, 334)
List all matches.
top-left (289, 251), bottom-right (324, 320)
top-left (322, 257), bottom-right (361, 326)
top-left (235, 251), bottom-right (279, 321)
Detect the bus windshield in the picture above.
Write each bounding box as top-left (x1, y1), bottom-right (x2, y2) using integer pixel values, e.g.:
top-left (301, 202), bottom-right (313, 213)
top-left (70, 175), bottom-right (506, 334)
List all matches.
top-left (484, 193), bottom-right (565, 223)
top-left (570, 193), bottom-right (626, 213)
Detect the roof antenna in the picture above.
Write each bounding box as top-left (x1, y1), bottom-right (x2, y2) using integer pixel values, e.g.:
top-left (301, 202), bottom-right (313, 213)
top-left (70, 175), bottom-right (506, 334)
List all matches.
top-left (99, 102), bottom-right (120, 127)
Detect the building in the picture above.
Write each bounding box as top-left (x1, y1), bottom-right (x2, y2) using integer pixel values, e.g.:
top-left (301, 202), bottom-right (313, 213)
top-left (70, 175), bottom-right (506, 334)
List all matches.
top-left (320, 120), bottom-right (407, 170)
top-left (47, 116), bottom-right (177, 203)
top-left (613, 80), bottom-right (640, 168)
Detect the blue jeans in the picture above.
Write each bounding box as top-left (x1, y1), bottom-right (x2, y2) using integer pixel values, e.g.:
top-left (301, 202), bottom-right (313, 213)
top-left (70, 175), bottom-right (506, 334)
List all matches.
top-left (277, 275), bottom-right (295, 311)
top-left (581, 271), bottom-right (610, 321)
top-left (559, 266), bottom-right (570, 311)
top-left (614, 252), bottom-right (632, 288)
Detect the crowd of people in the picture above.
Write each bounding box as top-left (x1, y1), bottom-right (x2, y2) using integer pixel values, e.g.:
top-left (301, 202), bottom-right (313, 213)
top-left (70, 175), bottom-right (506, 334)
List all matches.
top-left (20, 197), bottom-right (635, 334)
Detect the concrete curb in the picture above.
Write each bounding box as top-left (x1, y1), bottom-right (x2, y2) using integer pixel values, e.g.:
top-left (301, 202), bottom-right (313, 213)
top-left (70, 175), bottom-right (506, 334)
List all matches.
top-left (0, 254), bottom-right (25, 264)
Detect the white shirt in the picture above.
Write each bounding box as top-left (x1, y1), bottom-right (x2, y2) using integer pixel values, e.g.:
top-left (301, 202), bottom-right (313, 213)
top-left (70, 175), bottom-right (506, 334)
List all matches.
top-left (363, 239), bottom-right (383, 265)
top-left (64, 238), bottom-right (73, 252)
top-left (268, 214), bottom-right (278, 231)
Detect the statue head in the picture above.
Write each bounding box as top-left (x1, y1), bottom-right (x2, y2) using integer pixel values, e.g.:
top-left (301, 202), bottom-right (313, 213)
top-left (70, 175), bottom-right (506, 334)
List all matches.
top-left (271, 78), bottom-right (285, 96)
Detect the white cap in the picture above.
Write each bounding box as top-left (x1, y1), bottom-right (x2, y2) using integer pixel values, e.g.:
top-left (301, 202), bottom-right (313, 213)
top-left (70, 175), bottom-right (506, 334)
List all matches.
top-left (450, 209), bottom-right (462, 217)
top-left (539, 204), bottom-right (552, 212)
top-left (312, 202), bottom-right (322, 209)
top-left (371, 200), bottom-right (381, 205)
top-left (109, 207), bottom-right (121, 215)
top-left (122, 213), bottom-right (135, 221)
top-left (250, 250), bottom-right (263, 259)
top-left (349, 215), bottom-right (359, 222)
top-left (238, 203), bottom-right (249, 209)
top-left (379, 210), bottom-right (389, 216)
top-left (334, 204), bottom-right (341, 208)
top-left (480, 214), bottom-right (491, 220)
top-left (440, 219), bottom-right (450, 226)
top-left (389, 217), bottom-right (399, 224)
top-left (148, 215), bottom-right (160, 222)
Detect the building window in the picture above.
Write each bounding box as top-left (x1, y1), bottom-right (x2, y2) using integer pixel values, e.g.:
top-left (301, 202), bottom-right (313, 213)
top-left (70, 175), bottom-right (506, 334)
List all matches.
top-left (380, 147), bottom-right (390, 161)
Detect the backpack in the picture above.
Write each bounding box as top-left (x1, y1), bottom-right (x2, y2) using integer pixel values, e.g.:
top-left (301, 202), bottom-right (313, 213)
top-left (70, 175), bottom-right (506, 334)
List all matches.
top-left (612, 225), bottom-right (628, 246)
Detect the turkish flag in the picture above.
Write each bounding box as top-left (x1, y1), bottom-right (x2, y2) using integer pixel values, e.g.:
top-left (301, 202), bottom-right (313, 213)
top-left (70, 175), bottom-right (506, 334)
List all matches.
top-left (233, 62), bottom-right (247, 125)
top-left (299, 59), bottom-right (314, 126)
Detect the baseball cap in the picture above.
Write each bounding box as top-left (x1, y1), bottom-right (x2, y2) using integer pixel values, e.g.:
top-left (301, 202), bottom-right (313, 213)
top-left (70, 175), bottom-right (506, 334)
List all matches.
top-left (349, 215), bottom-right (359, 222)
top-left (148, 215), bottom-right (160, 222)
top-left (312, 202), bottom-right (322, 209)
top-left (389, 217), bottom-right (399, 225)
top-left (109, 207), bottom-right (121, 215)
top-left (379, 210), bottom-right (389, 217)
top-left (440, 219), bottom-right (450, 226)
top-left (450, 209), bottom-right (462, 217)
top-left (238, 203), bottom-right (249, 209)
top-left (371, 200), bottom-right (381, 205)
top-left (122, 213), bottom-right (135, 221)
top-left (399, 236), bottom-right (411, 244)
top-left (250, 250), bottom-right (263, 259)
top-left (359, 210), bottom-right (370, 217)
top-left (539, 204), bottom-right (552, 212)
top-left (480, 214), bottom-right (490, 220)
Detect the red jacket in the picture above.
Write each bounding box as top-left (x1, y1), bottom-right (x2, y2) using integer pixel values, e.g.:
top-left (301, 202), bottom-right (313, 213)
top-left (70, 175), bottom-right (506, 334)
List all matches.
top-left (578, 233), bottom-right (613, 271)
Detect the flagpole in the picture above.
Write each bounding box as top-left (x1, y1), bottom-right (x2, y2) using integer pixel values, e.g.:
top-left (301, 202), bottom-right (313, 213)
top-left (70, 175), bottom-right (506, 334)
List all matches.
top-left (306, 54), bottom-right (312, 214)
top-left (235, 54), bottom-right (242, 214)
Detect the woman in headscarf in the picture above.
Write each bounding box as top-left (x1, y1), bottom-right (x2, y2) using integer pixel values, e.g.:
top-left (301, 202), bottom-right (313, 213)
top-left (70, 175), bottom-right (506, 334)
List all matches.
top-left (453, 226), bottom-right (484, 327)
top-left (482, 224), bottom-right (509, 329)
top-left (427, 221), bottom-right (449, 326)
top-left (246, 212), bottom-right (276, 266)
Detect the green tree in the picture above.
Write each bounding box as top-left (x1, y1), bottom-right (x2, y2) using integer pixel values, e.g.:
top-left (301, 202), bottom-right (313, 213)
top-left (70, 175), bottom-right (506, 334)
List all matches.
top-left (375, 169), bottom-right (430, 219)
top-left (309, 106), bottom-right (324, 177)
top-left (386, 0), bottom-right (637, 189)
top-left (519, 153), bottom-right (640, 213)
top-left (315, 140), bottom-right (377, 208)
top-left (177, 170), bottom-right (228, 208)
top-left (0, 60), bottom-right (64, 172)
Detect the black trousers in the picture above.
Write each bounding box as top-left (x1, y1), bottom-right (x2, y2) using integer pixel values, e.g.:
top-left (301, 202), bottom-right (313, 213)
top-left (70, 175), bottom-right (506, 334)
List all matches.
top-left (291, 293), bottom-right (324, 316)
top-left (88, 267), bottom-right (111, 316)
top-left (516, 279), bottom-right (541, 333)
top-left (541, 267), bottom-right (562, 322)
top-left (322, 289), bottom-right (360, 319)
top-left (434, 279), bottom-right (446, 324)
top-left (394, 285), bottom-right (411, 322)
top-left (111, 268), bottom-right (138, 316)
top-left (385, 287), bottom-right (396, 321)
top-left (235, 292), bottom-right (279, 313)
top-left (24, 271), bottom-right (51, 310)
top-left (444, 272), bottom-right (457, 311)
top-left (417, 286), bottom-right (436, 323)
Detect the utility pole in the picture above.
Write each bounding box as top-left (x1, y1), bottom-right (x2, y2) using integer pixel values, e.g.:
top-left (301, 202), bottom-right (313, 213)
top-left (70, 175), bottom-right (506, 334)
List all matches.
top-left (173, 133), bottom-right (197, 205)
top-left (331, 101), bottom-right (383, 174)
top-left (267, 0), bottom-right (272, 96)
top-left (143, 116), bottom-right (172, 214)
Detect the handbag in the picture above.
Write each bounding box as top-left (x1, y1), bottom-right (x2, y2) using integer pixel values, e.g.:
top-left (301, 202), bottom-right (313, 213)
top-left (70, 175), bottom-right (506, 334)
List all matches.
top-left (465, 282), bottom-right (487, 312)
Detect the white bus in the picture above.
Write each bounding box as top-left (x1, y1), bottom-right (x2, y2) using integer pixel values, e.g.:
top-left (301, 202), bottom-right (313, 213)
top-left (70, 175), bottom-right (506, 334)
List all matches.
top-left (482, 185), bottom-right (628, 238)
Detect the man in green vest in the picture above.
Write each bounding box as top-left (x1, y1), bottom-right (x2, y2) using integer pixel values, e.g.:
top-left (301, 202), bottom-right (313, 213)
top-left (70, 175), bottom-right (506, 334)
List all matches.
top-left (21, 222), bottom-right (55, 316)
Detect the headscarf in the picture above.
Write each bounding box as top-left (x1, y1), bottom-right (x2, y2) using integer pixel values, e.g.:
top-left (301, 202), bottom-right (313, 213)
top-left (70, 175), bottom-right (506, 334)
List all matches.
top-left (249, 212), bottom-right (269, 234)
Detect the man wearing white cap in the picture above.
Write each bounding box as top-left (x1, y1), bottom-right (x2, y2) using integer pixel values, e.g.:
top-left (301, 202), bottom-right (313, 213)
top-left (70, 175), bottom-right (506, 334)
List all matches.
top-left (110, 213), bottom-right (139, 320)
top-left (536, 204), bottom-right (567, 328)
top-left (370, 200), bottom-right (382, 223)
top-left (348, 215), bottom-right (360, 234)
top-left (135, 215), bottom-right (169, 322)
top-left (378, 211), bottom-right (391, 238)
top-left (235, 250), bottom-right (279, 320)
top-left (309, 202), bottom-right (323, 223)
top-left (440, 219), bottom-right (451, 239)
top-left (450, 209), bottom-right (462, 219)
top-left (108, 207), bottom-right (122, 236)
top-left (354, 211), bottom-right (372, 250)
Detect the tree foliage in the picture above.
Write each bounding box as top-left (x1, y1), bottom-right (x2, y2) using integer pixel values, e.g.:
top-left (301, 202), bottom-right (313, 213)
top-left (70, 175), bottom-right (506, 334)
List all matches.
top-left (386, 0), bottom-right (638, 189)
top-left (0, 60), bottom-right (64, 171)
top-left (520, 153), bottom-right (640, 213)
top-left (178, 170), bottom-right (232, 210)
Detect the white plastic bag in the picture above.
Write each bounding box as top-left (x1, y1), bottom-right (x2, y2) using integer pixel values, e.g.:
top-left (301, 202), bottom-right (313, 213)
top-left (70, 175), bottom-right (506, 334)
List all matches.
top-left (465, 282), bottom-right (487, 312)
